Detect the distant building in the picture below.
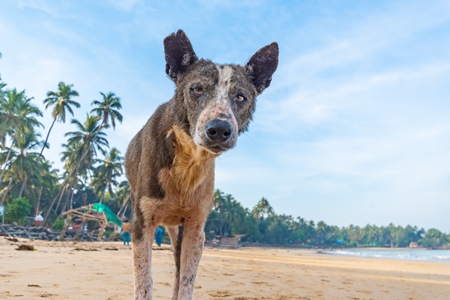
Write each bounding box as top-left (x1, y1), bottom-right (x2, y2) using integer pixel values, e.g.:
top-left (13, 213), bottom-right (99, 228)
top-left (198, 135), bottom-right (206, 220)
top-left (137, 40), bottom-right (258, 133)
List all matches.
top-left (209, 234), bottom-right (246, 247)
top-left (220, 236), bottom-right (241, 247)
top-left (409, 242), bottom-right (419, 248)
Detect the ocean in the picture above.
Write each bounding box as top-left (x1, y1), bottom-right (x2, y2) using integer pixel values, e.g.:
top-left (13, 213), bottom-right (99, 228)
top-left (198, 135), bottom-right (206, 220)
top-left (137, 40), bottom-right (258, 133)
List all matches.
top-left (319, 248), bottom-right (450, 263)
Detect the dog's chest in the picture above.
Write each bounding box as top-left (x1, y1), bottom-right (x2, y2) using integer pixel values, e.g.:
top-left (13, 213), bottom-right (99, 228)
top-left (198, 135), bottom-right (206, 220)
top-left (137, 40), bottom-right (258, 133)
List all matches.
top-left (161, 125), bottom-right (217, 194)
top-left (147, 126), bottom-right (217, 225)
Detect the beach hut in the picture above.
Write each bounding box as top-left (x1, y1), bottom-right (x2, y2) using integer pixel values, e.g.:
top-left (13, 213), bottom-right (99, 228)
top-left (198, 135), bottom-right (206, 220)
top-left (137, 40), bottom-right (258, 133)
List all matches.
top-left (218, 234), bottom-right (246, 247)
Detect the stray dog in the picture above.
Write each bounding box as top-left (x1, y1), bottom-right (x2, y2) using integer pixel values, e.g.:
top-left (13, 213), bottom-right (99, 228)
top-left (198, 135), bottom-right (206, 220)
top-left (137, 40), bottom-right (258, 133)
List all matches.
top-left (124, 30), bottom-right (278, 300)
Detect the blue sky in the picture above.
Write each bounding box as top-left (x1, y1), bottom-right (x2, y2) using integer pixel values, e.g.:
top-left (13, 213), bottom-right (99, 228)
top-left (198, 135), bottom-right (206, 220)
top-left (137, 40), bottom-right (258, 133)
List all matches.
top-left (1, 0), bottom-right (450, 232)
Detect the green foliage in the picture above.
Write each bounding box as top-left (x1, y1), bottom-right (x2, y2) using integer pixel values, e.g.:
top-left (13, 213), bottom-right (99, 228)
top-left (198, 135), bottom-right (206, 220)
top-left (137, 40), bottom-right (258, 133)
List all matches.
top-left (205, 189), bottom-right (450, 248)
top-left (52, 219), bottom-right (65, 230)
top-left (4, 197), bottom-right (31, 224)
top-left (419, 228), bottom-right (449, 248)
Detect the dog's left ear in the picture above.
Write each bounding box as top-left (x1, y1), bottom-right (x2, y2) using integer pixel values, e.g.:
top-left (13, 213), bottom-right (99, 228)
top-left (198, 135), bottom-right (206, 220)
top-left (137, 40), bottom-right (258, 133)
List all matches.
top-left (164, 30), bottom-right (198, 81)
top-left (246, 42), bottom-right (279, 94)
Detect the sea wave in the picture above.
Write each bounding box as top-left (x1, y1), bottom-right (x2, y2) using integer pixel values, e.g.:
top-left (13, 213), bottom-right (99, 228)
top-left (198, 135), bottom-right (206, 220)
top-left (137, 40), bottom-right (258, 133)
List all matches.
top-left (319, 249), bottom-right (450, 262)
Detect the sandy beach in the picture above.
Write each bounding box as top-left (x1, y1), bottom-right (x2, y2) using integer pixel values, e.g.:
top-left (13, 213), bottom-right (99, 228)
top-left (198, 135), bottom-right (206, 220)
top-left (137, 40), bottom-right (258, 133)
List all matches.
top-left (1, 238), bottom-right (450, 300)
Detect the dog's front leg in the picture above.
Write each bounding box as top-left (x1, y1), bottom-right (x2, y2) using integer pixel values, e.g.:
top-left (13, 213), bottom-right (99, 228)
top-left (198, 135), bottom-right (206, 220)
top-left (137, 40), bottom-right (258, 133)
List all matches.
top-left (177, 222), bottom-right (205, 300)
top-left (166, 225), bottom-right (183, 300)
top-left (132, 225), bottom-right (155, 300)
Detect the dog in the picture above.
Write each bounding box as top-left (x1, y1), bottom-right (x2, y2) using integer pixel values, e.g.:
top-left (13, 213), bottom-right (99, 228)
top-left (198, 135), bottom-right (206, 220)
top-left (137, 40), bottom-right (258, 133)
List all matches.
top-left (124, 29), bottom-right (278, 300)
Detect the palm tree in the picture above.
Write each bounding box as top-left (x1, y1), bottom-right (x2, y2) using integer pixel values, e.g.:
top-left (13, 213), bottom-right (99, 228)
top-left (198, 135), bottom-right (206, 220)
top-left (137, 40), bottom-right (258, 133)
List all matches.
top-left (212, 189), bottom-right (226, 212)
top-left (221, 194), bottom-right (245, 235)
top-left (316, 220), bottom-right (329, 243)
top-left (91, 147), bottom-right (124, 203)
top-left (0, 89), bottom-right (43, 183)
top-left (15, 133), bottom-right (44, 198)
top-left (0, 81), bottom-right (6, 101)
top-left (251, 197), bottom-right (274, 220)
top-left (66, 114), bottom-right (109, 166)
top-left (0, 131), bottom-right (43, 200)
top-left (43, 114), bottom-right (109, 224)
top-left (91, 92), bottom-right (123, 129)
top-left (40, 82), bottom-right (80, 158)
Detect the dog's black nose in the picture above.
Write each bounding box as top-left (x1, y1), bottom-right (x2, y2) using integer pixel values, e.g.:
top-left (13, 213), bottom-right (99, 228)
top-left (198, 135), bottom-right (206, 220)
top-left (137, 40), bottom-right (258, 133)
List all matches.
top-left (206, 119), bottom-right (233, 142)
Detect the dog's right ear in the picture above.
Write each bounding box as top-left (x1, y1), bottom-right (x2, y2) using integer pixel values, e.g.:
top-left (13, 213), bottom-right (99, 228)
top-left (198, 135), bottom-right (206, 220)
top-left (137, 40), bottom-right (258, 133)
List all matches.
top-left (164, 30), bottom-right (198, 81)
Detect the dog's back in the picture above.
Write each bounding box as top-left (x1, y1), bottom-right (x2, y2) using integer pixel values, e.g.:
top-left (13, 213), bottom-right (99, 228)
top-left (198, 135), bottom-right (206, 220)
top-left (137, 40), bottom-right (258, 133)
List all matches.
top-left (124, 30), bottom-right (278, 299)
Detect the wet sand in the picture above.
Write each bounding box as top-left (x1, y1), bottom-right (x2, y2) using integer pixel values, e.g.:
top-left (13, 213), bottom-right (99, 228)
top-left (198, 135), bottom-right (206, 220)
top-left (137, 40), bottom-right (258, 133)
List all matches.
top-left (1, 238), bottom-right (449, 299)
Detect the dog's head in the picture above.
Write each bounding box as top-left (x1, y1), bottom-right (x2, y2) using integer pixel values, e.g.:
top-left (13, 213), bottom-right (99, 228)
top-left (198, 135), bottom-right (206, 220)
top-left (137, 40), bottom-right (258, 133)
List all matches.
top-left (164, 30), bottom-right (278, 154)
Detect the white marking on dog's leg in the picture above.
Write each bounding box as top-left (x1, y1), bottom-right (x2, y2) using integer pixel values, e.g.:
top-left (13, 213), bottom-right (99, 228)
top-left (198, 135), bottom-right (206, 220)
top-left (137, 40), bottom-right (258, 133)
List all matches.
top-left (177, 224), bottom-right (205, 300)
top-left (166, 226), bottom-right (182, 300)
top-left (133, 229), bottom-right (155, 300)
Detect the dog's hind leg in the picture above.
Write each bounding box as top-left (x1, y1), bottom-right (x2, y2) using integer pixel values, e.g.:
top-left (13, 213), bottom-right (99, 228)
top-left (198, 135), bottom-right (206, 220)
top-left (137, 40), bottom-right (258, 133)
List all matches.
top-left (177, 222), bottom-right (205, 300)
top-left (166, 225), bottom-right (184, 300)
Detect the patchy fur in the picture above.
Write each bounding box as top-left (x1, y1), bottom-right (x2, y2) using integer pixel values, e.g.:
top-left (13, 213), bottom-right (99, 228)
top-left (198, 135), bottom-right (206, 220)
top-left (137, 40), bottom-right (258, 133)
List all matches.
top-left (125, 29), bottom-right (278, 300)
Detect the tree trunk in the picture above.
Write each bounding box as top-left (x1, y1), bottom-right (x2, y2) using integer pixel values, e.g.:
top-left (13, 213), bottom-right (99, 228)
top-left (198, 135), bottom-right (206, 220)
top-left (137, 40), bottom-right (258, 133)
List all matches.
top-left (117, 194), bottom-right (130, 216)
top-left (60, 189), bottom-right (70, 214)
top-left (121, 201), bottom-right (129, 218)
top-left (99, 189), bottom-right (105, 204)
top-left (18, 175), bottom-right (28, 198)
top-left (39, 118), bottom-right (56, 159)
top-left (0, 177), bottom-right (13, 205)
top-left (69, 188), bottom-right (75, 211)
top-left (0, 139), bottom-right (15, 183)
top-left (54, 186), bottom-right (67, 216)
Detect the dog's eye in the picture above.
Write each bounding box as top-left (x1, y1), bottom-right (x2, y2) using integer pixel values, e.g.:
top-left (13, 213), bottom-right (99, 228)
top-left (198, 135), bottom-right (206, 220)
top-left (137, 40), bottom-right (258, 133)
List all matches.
top-left (191, 86), bottom-right (203, 96)
top-left (234, 95), bottom-right (246, 103)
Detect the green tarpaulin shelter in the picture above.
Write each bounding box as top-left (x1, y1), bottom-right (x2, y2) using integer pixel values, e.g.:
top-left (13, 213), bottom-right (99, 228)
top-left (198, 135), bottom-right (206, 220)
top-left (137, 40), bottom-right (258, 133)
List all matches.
top-left (92, 203), bottom-right (122, 227)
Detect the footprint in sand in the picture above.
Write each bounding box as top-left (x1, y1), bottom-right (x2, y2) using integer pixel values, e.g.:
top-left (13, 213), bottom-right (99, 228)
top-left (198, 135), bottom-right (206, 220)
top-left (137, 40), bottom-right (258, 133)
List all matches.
top-left (39, 292), bottom-right (58, 298)
top-left (251, 281), bottom-right (272, 286)
top-left (1, 291), bottom-right (24, 298)
top-left (209, 290), bottom-right (232, 297)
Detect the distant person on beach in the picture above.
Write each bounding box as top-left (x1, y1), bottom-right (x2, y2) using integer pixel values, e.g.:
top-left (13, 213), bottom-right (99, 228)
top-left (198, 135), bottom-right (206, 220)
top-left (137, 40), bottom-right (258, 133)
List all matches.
top-left (122, 219), bottom-right (131, 246)
top-left (155, 227), bottom-right (163, 247)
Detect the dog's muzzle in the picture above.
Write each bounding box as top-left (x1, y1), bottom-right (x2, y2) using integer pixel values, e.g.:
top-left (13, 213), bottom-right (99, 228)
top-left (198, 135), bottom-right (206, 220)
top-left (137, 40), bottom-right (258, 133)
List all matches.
top-left (203, 119), bottom-right (236, 153)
